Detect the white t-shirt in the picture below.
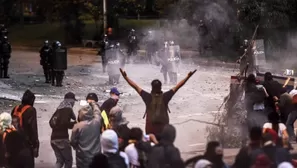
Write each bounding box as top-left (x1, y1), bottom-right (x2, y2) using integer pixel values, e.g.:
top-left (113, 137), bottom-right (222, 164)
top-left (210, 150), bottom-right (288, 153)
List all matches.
top-left (119, 151), bottom-right (130, 168)
top-left (263, 122), bottom-right (286, 137)
top-left (125, 143), bottom-right (140, 166)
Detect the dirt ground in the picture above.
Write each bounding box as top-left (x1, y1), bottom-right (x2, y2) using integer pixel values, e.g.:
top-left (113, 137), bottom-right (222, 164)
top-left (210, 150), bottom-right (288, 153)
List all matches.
top-left (0, 49), bottom-right (234, 167)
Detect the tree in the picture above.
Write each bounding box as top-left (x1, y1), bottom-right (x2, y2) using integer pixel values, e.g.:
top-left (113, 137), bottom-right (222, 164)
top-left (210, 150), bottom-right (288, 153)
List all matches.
top-left (83, 1), bottom-right (103, 37)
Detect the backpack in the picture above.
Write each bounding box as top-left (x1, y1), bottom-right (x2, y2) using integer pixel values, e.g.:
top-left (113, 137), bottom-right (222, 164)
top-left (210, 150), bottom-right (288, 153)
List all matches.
top-left (105, 152), bottom-right (127, 168)
top-left (134, 143), bottom-right (149, 168)
top-left (49, 110), bottom-right (61, 129)
top-left (1, 127), bottom-right (17, 158)
top-left (12, 105), bottom-right (31, 130)
top-left (149, 93), bottom-right (169, 124)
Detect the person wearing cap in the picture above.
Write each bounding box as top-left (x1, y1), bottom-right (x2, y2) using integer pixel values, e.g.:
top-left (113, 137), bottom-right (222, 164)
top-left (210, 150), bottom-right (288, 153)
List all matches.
top-left (120, 68), bottom-right (196, 137)
top-left (11, 89), bottom-right (39, 167)
top-left (101, 87), bottom-right (121, 117)
top-left (71, 101), bottom-right (102, 168)
top-left (49, 92), bottom-right (77, 168)
top-left (86, 92), bottom-right (100, 107)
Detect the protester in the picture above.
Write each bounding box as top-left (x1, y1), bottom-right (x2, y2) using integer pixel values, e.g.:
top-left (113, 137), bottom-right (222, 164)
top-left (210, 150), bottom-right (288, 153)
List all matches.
top-left (263, 72), bottom-right (283, 113)
top-left (263, 112), bottom-right (289, 148)
top-left (125, 127), bottom-right (158, 168)
top-left (11, 89), bottom-right (39, 167)
top-left (147, 124), bottom-right (184, 168)
top-left (86, 92), bottom-right (100, 106)
top-left (101, 129), bottom-right (129, 168)
top-left (109, 106), bottom-right (130, 151)
top-left (201, 141), bottom-right (229, 168)
top-left (0, 112), bottom-right (34, 168)
top-left (233, 126), bottom-right (263, 168)
top-left (120, 68), bottom-right (196, 137)
top-left (49, 92), bottom-right (77, 168)
top-left (278, 88), bottom-right (293, 124)
top-left (250, 132), bottom-right (291, 167)
top-left (245, 74), bottom-right (269, 130)
top-left (101, 87), bottom-right (121, 117)
top-left (89, 153), bottom-right (110, 168)
top-left (71, 102), bottom-right (102, 168)
top-left (286, 92), bottom-right (297, 142)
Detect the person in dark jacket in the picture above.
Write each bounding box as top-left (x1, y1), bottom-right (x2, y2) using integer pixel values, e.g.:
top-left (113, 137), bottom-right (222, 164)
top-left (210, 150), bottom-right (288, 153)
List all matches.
top-left (233, 126), bottom-right (263, 168)
top-left (279, 88), bottom-right (293, 124)
top-left (0, 112), bottom-right (34, 168)
top-left (86, 92), bottom-right (100, 108)
top-left (49, 92), bottom-right (77, 168)
top-left (250, 132), bottom-right (291, 167)
top-left (11, 89), bottom-right (39, 167)
top-left (100, 87), bottom-right (121, 117)
top-left (147, 124), bottom-right (185, 168)
top-left (201, 141), bottom-right (228, 168)
top-left (89, 153), bottom-right (110, 168)
top-left (263, 72), bottom-right (283, 113)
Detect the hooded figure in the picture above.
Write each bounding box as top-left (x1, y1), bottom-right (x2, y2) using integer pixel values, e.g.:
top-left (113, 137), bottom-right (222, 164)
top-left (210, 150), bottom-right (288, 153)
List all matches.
top-left (11, 89), bottom-right (39, 164)
top-left (101, 129), bottom-right (129, 168)
top-left (0, 112), bottom-right (34, 168)
top-left (203, 141), bottom-right (228, 168)
top-left (277, 162), bottom-right (293, 168)
top-left (50, 92), bottom-right (77, 168)
top-left (147, 124), bottom-right (185, 168)
top-left (70, 102), bottom-right (102, 168)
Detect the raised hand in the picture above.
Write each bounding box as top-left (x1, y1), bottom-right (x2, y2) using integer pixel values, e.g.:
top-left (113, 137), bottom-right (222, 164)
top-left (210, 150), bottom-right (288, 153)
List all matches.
top-left (120, 68), bottom-right (127, 78)
top-left (187, 69), bottom-right (197, 78)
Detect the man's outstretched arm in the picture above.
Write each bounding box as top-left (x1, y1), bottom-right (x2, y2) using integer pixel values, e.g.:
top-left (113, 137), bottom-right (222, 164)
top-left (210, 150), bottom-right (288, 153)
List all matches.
top-left (172, 69), bottom-right (197, 93)
top-left (120, 68), bottom-right (142, 94)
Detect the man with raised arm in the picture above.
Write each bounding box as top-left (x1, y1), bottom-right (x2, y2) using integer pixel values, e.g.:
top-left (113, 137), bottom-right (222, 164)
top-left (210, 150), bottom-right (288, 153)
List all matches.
top-left (119, 68), bottom-right (196, 137)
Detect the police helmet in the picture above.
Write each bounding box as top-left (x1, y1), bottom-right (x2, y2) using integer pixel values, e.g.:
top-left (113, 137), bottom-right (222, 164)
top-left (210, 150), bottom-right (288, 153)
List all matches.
top-left (170, 41), bottom-right (174, 45)
top-left (148, 30), bottom-right (152, 34)
top-left (110, 44), bottom-right (115, 48)
top-left (3, 36), bottom-right (8, 41)
top-left (131, 29), bottom-right (135, 32)
top-left (116, 42), bottom-right (120, 47)
top-left (104, 34), bottom-right (107, 37)
top-left (44, 40), bottom-right (49, 45)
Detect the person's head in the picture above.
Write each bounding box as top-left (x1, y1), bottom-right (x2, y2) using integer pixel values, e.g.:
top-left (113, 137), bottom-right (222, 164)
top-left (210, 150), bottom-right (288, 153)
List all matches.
top-left (262, 132), bottom-right (276, 146)
top-left (253, 154), bottom-right (272, 168)
top-left (247, 74), bottom-right (256, 84)
top-left (151, 79), bottom-right (162, 94)
top-left (195, 159), bottom-right (213, 168)
top-left (109, 106), bottom-right (129, 128)
top-left (21, 89), bottom-right (36, 106)
top-left (263, 129), bottom-right (278, 144)
top-left (204, 141), bottom-right (223, 157)
top-left (110, 87), bottom-right (121, 97)
top-left (44, 40), bottom-right (49, 46)
top-left (278, 162), bottom-right (294, 168)
top-left (0, 112), bottom-right (12, 132)
top-left (129, 127), bottom-right (143, 142)
top-left (101, 129), bottom-right (119, 154)
top-left (160, 124), bottom-right (176, 144)
top-left (89, 153), bottom-right (109, 168)
top-left (249, 126), bottom-right (262, 141)
top-left (264, 72), bottom-right (273, 81)
top-left (267, 112), bottom-right (280, 124)
top-left (64, 92), bottom-right (77, 107)
top-left (78, 105), bottom-right (94, 122)
top-left (86, 93), bottom-right (98, 103)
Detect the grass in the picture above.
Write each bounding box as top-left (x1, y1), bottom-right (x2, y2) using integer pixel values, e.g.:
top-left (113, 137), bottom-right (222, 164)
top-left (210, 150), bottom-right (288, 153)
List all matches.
top-left (9, 19), bottom-right (159, 47)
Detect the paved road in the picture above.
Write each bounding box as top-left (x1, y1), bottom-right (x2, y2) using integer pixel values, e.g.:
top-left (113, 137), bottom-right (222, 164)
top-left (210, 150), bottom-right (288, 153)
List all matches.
top-left (0, 50), bottom-right (234, 167)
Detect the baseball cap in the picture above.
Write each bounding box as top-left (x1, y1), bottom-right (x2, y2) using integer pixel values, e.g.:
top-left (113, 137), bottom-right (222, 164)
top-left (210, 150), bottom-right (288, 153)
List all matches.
top-left (110, 87), bottom-right (121, 96)
top-left (86, 93), bottom-right (98, 102)
top-left (64, 92), bottom-right (77, 101)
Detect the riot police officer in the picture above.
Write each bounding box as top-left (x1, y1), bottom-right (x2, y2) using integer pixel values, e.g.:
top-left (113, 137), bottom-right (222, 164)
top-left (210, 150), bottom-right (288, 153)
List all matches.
top-left (238, 39), bottom-right (249, 75)
top-left (158, 41), bottom-right (170, 84)
top-left (0, 24), bottom-right (8, 38)
top-left (51, 41), bottom-right (66, 87)
top-left (0, 36), bottom-right (11, 78)
top-left (99, 34), bottom-right (109, 73)
top-left (145, 30), bottom-right (158, 64)
top-left (106, 43), bottom-right (125, 85)
top-left (127, 29), bottom-right (138, 63)
top-left (40, 40), bottom-right (53, 83)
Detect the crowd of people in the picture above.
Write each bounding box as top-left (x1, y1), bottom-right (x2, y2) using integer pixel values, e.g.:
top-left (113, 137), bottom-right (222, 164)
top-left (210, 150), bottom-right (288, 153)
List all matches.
top-left (1, 69), bottom-right (297, 168)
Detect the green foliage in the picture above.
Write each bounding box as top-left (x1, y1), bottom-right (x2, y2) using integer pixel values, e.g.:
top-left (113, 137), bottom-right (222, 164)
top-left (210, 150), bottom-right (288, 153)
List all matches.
top-left (0, 0), bottom-right (19, 24)
top-left (115, 0), bottom-right (146, 16)
top-left (236, 0), bottom-right (297, 28)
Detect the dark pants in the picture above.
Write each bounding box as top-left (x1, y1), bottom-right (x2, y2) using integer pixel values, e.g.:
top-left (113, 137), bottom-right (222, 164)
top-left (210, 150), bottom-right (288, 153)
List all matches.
top-left (102, 53), bottom-right (106, 73)
top-left (109, 74), bottom-right (120, 85)
top-left (162, 71), bottom-right (177, 84)
top-left (127, 47), bottom-right (137, 63)
top-left (0, 57), bottom-right (9, 78)
top-left (51, 139), bottom-right (73, 168)
top-left (147, 51), bottom-right (153, 64)
top-left (286, 111), bottom-right (297, 141)
top-left (7, 148), bottom-right (34, 168)
top-left (52, 70), bottom-right (64, 87)
top-left (43, 65), bottom-right (51, 83)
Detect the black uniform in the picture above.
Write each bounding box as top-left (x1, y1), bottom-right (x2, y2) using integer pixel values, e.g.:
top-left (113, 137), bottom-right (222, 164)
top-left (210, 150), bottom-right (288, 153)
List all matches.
top-left (99, 35), bottom-right (109, 73)
top-left (145, 31), bottom-right (158, 64)
top-left (106, 43), bottom-right (125, 85)
top-left (39, 43), bottom-right (53, 83)
top-left (239, 40), bottom-right (249, 75)
top-left (0, 37), bottom-right (11, 78)
top-left (51, 41), bottom-right (66, 87)
top-left (127, 30), bottom-right (138, 63)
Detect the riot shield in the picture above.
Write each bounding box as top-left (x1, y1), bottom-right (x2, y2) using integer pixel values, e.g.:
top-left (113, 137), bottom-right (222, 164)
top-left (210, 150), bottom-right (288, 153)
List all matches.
top-left (53, 47), bottom-right (67, 71)
top-left (106, 48), bottom-right (121, 75)
top-left (167, 45), bottom-right (181, 73)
